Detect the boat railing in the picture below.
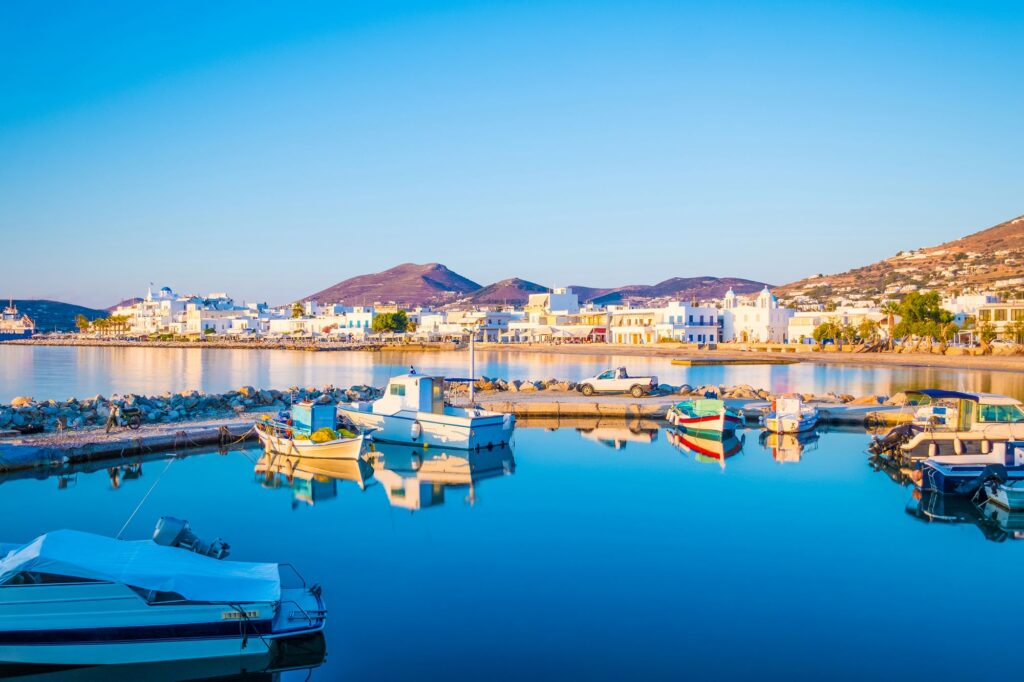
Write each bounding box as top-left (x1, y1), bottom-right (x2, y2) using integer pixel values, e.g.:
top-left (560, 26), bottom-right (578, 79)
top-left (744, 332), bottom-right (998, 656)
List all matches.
top-left (278, 562), bottom-right (307, 589)
top-left (279, 598), bottom-right (326, 627)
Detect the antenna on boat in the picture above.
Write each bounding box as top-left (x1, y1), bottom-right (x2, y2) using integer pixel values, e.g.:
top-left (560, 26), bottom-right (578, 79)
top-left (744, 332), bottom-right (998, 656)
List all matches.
top-left (469, 325), bottom-right (476, 406)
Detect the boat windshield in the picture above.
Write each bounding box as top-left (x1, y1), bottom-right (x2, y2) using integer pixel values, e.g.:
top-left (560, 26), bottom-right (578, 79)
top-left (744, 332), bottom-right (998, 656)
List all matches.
top-left (977, 403), bottom-right (1024, 424)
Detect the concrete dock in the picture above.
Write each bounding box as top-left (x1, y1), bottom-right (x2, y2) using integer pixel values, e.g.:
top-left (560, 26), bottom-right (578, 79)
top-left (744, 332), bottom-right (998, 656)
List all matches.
top-left (0, 418), bottom-right (260, 473)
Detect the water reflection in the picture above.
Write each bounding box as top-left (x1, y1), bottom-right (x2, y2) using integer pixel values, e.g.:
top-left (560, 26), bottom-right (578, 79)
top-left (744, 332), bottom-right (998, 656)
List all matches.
top-left (5, 346), bottom-right (1024, 403)
top-left (758, 430), bottom-right (819, 463)
top-left (249, 444), bottom-right (517, 512)
top-left (906, 491), bottom-right (1024, 543)
top-left (576, 423), bottom-right (659, 450)
top-left (666, 430), bottom-right (745, 469)
top-left (255, 453), bottom-right (375, 508)
top-left (372, 443), bottom-right (516, 510)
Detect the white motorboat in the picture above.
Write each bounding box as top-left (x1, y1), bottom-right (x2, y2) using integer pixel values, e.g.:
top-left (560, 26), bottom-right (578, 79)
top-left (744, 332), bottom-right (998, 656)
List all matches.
top-left (870, 390), bottom-right (1024, 460)
top-left (339, 373), bottom-right (515, 449)
top-left (761, 397), bottom-right (819, 434)
top-left (0, 519), bottom-right (325, 666)
top-left (256, 400), bottom-right (366, 460)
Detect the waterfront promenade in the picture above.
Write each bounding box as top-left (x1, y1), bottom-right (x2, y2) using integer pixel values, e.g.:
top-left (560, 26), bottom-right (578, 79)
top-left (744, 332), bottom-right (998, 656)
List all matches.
top-left (7, 336), bottom-right (1022, 371)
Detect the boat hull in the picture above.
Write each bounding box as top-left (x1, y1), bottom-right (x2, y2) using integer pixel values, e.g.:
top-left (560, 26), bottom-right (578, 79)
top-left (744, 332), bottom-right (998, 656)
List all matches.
top-left (256, 427), bottom-right (365, 460)
top-left (763, 413), bottom-right (818, 434)
top-left (921, 463), bottom-right (1024, 495)
top-left (986, 482), bottom-right (1024, 511)
top-left (340, 408), bottom-right (515, 449)
top-left (668, 412), bottom-right (740, 437)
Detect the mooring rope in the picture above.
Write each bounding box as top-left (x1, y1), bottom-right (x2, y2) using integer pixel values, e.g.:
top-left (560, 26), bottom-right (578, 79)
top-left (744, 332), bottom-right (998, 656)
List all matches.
top-left (115, 455), bottom-right (176, 539)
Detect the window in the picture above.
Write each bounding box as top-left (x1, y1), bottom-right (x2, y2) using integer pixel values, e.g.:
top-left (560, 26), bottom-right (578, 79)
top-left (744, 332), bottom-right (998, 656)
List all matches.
top-left (688, 315), bottom-right (694, 324)
top-left (598, 370), bottom-right (615, 380)
top-left (390, 384), bottom-right (406, 396)
top-left (1014, 309), bottom-right (1024, 321)
top-left (994, 309), bottom-right (1007, 321)
top-left (2, 572), bottom-right (102, 586)
top-left (979, 310), bottom-right (992, 321)
top-left (977, 404), bottom-right (1024, 423)
top-left (699, 315), bottom-right (705, 325)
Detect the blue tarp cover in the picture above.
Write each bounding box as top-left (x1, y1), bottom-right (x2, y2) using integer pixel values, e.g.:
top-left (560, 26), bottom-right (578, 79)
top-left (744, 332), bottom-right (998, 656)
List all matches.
top-left (0, 530), bottom-right (281, 603)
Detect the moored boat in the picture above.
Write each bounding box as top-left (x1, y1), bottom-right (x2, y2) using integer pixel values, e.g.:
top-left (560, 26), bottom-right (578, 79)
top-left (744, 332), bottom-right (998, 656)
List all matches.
top-left (984, 479), bottom-right (1024, 511)
top-left (869, 390), bottom-right (1024, 460)
top-left (256, 401), bottom-right (366, 460)
top-left (916, 441), bottom-right (1024, 495)
top-left (338, 372), bottom-right (515, 449)
top-left (666, 399), bottom-right (740, 437)
top-left (761, 397), bottom-right (818, 434)
top-left (0, 301), bottom-right (34, 342)
top-left (0, 519), bottom-right (325, 666)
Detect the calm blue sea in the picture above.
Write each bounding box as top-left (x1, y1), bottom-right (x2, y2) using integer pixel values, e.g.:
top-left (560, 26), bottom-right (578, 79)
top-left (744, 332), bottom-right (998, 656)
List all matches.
top-left (0, 425), bottom-right (1017, 681)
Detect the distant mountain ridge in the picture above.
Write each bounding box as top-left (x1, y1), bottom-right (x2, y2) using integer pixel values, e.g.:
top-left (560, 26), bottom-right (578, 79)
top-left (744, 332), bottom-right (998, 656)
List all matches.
top-left (777, 213), bottom-right (1024, 302)
top-left (8, 300), bottom-right (106, 332)
top-left (303, 263), bottom-right (481, 306)
top-left (303, 264), bottom-right (769, 307)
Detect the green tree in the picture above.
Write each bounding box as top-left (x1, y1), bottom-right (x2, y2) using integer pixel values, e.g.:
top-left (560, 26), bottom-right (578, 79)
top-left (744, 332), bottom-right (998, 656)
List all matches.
top-left (291, 302), bottom-right (305, 318)
top-left (75, 314), bottom-right (90, 332)
top-left (857, 318), bottom-right (878, 342)
top-left (1007, 319), bottom-right (1024, 344)
top-left (371, 311), bottom-right (409, 333)
top-left (979, 321), bottom-right (997, 344)
top-left (812, 319), bottom-right (842, 345)
top-left (891, 291), bottom-right (953, 339)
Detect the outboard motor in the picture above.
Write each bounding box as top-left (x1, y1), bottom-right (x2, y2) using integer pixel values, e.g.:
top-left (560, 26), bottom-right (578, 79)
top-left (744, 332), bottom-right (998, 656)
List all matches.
top-left (153, 516), bottom-right (230, 559)
top-left (953, 464), bottom-right (1009, 497)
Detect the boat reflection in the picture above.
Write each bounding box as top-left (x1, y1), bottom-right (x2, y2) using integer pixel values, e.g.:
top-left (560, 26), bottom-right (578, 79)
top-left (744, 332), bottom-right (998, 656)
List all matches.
top-left (576, 424), bottom-right (659, 450)
top-left (0, 632), bottom-right (326, 681)
top-left (906, 490), bottom-right (1024, 543)
top-left (666, 430), bottom-right (745, 470)
top-left (758, 430), bottom-right (819, 463)
top-left (371, 442), bottom-right (515, 510)
top-left (255, 452), bottom-right (375, 508)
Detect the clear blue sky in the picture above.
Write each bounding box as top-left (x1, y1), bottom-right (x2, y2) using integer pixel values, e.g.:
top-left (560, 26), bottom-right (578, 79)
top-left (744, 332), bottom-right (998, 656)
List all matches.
top-left (1, 0), bottom-right (1021, 308)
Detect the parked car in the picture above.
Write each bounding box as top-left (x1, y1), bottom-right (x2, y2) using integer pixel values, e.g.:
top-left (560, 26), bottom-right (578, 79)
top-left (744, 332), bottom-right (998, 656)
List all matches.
top-left (578, 367), bottom-right (659, 398)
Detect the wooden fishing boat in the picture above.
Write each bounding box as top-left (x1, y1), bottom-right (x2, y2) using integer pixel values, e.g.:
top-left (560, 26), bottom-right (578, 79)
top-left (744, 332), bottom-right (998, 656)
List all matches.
top-left (666, 399), bottom-right (741, 437)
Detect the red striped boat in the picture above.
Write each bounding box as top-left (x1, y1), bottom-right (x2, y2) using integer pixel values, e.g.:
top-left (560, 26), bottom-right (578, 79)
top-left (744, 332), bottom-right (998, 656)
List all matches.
top-left (666, 399), bottom-right (741, 437)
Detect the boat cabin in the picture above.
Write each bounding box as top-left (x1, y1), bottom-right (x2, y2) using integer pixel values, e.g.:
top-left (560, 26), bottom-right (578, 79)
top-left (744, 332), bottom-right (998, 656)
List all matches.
top-left (290, 401), bottom-right (337, 435)
top-left (371, 374), bottom-right (446, 415)
top-left (908, 390), bottom-right (1024, 431)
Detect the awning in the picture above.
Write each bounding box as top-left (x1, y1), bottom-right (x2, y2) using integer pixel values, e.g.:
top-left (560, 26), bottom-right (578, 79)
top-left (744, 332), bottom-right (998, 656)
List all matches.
top-left (0, 530), bottom-right (281, 603)
top-left (906, 389), bottom-right (981, 402)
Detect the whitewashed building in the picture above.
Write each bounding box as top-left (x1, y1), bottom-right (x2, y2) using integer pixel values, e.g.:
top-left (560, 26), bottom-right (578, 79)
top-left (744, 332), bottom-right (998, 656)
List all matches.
top-left (720, 287), bottom-right (793, 343)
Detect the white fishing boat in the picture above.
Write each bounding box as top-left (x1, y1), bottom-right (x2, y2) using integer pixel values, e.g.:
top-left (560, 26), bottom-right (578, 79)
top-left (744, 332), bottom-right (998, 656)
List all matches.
top-left (870, 390), bottom-right (1024, 460)
top-left (339, 373), bottom-right (515, 449)
top-left (0, 519), bottom-right (325, 666)
top-left (255, 401), bottom-right (366, 460)
top-left (761, 397), bottom-right (819, 434)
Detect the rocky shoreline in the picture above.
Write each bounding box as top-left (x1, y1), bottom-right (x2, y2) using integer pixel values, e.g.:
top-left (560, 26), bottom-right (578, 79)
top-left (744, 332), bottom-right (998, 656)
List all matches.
top-left (2, 378), bottom-right (900, 437)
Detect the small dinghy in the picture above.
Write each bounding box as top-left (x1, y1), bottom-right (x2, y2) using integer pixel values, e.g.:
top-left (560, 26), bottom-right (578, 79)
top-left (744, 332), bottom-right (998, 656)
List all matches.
top-left (256, 401), bottom-right (366, 460)
top-left (0, 518), bottom-right (326, 666)
top-left (666, 399), bottom-right (740, 437)
top-left (985, 479), bottom-right (1024, 511)
top-left (761, 397), bottom-right (818, 434)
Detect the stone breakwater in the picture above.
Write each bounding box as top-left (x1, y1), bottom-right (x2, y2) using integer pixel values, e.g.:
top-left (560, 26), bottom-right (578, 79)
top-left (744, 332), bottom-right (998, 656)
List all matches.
top-left (1, 385), bottom-right (383, 434)
top-left (2, 377), bottom-right (901, 436)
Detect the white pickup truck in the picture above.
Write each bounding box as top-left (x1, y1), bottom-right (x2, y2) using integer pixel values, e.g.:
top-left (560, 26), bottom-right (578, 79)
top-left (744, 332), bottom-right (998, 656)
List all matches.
top-left (578, 367), bottom-right (659, 398)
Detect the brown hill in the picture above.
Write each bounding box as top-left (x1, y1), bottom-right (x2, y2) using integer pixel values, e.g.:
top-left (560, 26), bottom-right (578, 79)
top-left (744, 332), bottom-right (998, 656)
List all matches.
top-left (571, 277), bottom-right (769, 305)
top-left (462, 278), bottom-right (549, 306)
top-left (778, 214), bottom-right (1024, 303)
top-left (304, 263), bottom-right (481, 306)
